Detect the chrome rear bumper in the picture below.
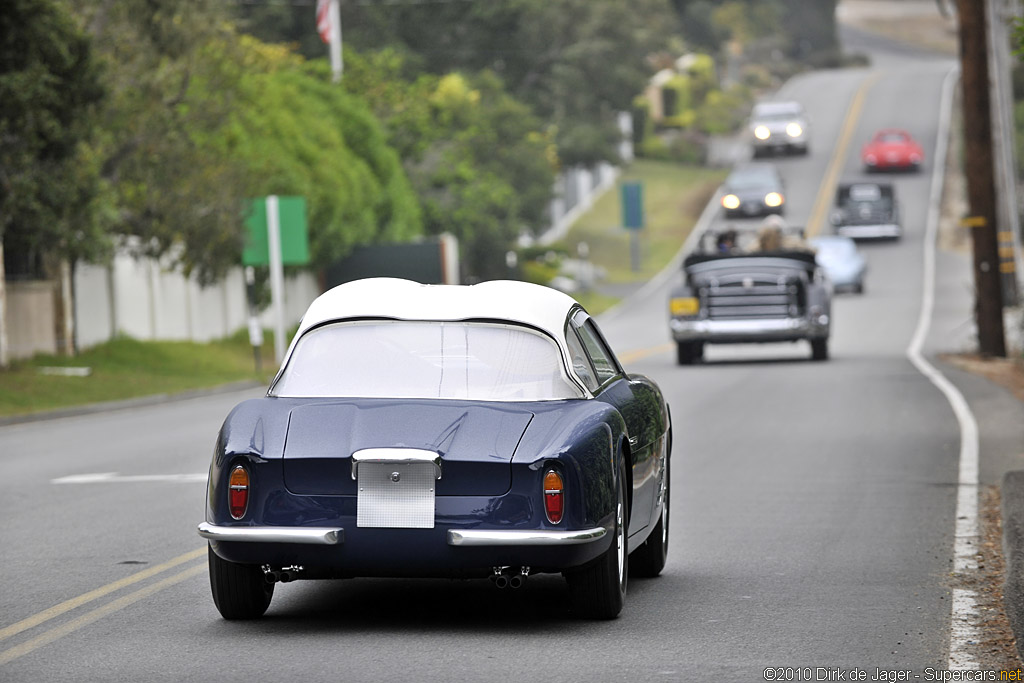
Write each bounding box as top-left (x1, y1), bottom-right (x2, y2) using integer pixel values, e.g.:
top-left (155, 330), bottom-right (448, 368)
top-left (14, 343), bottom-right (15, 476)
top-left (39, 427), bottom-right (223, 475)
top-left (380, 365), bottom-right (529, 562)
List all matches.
top-left (447, 527), bottom-right (608, 547)
top-left (198, 522), bottom-right (343, 545)
top-left (836, 224), bottom-right (901, 239)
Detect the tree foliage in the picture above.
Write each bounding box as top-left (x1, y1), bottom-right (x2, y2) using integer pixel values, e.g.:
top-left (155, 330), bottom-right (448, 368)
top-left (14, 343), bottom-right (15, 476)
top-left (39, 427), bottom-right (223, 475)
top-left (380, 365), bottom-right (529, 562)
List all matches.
top-left (670, 0), bottom-right (836, 59)
top-left (0, 0), bottom-right (104, 274)
top-left (345, 51), bottom-right (555, 280)
top-left (72, 0), bottom-right (255, 284)
top-left (214, 42), bottom-right (421, 270)
top-left (244, 0), bottom-right (675, 166)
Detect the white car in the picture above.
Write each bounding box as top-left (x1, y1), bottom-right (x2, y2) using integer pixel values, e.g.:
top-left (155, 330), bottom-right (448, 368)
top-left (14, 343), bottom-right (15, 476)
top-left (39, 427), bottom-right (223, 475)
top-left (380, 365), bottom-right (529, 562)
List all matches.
top-left (749, 101), bottom-right (810, 157)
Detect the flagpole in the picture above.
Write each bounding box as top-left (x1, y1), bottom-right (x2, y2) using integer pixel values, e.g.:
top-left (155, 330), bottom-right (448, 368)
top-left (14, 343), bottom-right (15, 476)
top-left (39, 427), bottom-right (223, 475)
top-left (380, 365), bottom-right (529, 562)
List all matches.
top-left (329, 0), bottom-right (342, 83)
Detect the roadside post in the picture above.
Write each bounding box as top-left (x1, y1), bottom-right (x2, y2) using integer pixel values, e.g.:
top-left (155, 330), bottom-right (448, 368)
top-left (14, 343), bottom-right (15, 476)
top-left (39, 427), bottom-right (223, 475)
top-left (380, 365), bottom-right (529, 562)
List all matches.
top-left (622, 182), bottom-right (644, 272)
top-left (242, 196), bottom-right (311, 365)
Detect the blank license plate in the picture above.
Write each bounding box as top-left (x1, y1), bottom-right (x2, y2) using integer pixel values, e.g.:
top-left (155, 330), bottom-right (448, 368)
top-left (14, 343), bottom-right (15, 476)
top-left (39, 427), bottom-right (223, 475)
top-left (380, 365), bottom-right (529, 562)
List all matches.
top-left (356, 462), bottom-right (436, 529)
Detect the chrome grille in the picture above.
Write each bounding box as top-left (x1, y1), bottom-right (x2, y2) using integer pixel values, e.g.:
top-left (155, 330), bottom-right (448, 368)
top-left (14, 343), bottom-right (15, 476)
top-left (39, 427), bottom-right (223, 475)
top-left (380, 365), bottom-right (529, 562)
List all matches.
top-left (702, 279), bottom-right (802, 320)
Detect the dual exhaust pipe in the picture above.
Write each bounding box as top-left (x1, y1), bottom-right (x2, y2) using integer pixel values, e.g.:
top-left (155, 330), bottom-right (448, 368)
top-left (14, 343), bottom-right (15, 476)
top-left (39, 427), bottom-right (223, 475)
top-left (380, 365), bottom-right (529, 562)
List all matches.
top-left (262, 564), bottom-right (304, 584)
top-left (490, 566), bottom-right (530, 589)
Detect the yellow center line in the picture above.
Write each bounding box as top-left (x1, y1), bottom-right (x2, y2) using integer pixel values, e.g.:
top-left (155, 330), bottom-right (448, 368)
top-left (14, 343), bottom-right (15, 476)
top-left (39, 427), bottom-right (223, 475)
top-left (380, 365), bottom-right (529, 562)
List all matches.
top-left (805, 72), bottom-right (882, 238)
top-left (618, 343), bottom-right (675, 364)
top-left (0, 563), bottom-right (207, 667)
top-left (0, 547), bottom-right (206, 643)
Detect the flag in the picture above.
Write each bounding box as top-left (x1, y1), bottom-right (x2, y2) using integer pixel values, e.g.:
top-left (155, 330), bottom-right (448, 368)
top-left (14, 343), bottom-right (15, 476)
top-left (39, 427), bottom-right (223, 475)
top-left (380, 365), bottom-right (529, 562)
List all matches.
top-left (315, 0), bottom-right (343, 82)
top-left (316, 0), bottom-right (333, 44)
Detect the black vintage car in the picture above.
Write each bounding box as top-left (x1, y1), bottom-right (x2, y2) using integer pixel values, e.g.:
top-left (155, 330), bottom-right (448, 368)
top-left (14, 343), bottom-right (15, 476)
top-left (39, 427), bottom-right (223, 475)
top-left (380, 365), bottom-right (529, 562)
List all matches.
top-left (829, 181), bottom-right (902, 240)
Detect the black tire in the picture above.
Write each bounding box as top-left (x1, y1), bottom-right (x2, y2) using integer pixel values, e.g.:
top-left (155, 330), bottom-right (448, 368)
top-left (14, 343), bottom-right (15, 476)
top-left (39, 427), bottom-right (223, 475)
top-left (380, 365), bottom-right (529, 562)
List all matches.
top-left (811, 338), bottom-right (829, 361)
top-left (630, 453), bottom-right (669, 578)
top-left (854, 281), bottom-right (864, 295)
top-left (208, 545), bottom-right (274, 620)
top-left (566, 461), bottom-right (628, 619)
top-left (676, 342), bottom-right (696, 365)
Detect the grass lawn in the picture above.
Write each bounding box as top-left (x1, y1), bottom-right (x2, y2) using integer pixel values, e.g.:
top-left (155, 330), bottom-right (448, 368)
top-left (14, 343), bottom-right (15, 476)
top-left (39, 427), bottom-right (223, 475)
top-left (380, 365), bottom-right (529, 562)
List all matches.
top-left (0, 333), bottom-right (270, 418)
top-left (560, 159), bottom-right (726, 289)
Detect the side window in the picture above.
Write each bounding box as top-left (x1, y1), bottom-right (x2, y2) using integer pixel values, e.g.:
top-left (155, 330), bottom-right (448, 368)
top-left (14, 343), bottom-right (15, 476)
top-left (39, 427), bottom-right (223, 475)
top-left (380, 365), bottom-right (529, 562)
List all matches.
top-left (564, 323), bottom-right (599, 393)
top-left (576, 319), bottom-right (620, 385)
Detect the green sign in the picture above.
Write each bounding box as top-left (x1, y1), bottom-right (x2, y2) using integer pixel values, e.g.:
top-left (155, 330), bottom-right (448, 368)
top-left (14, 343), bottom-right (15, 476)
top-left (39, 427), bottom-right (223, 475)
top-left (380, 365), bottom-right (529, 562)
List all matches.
top-left (621, 182), bottom-right (644, 230)
top-left (242, 196), bottom-right (311, 266)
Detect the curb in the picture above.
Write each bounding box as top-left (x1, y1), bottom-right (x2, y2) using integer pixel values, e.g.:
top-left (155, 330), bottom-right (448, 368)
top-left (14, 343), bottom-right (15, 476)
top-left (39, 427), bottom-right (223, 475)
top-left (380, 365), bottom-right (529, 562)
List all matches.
top-left (1002, 469), bottom-right (1024, 660)
top-left (0, 379), bottom-right (265, 427)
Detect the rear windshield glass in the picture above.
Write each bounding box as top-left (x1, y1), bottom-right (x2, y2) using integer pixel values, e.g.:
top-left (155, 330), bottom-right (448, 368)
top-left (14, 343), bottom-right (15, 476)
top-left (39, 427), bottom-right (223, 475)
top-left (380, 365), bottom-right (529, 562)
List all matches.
top-left (271, 320), bottom-right (584, 401)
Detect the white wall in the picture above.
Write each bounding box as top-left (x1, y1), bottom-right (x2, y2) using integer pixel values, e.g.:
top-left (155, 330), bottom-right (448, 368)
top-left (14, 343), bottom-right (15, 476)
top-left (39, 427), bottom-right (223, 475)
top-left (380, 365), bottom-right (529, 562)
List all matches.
top-left (72, 250), bottom-right (319, 351)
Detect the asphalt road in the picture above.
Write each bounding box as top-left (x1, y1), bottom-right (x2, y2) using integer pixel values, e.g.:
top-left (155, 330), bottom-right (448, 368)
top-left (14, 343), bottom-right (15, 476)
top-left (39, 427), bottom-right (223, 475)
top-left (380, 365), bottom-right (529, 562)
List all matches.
top-left (0, 28), bottom-right (1008, 683)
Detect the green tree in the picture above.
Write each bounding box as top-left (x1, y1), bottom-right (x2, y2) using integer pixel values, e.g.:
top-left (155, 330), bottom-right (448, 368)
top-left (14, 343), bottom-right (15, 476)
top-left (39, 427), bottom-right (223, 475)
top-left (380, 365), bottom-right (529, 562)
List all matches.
top-left (0, 0), bottom-right (105, 269)
top-left (214, 41), bottom-right (421, 270)
top-left (345, 52), bottom-right (555, 280)
top-left (72, 0), bottom-right (254, 285)
top-left (244, 0), bottom-right (675, 166)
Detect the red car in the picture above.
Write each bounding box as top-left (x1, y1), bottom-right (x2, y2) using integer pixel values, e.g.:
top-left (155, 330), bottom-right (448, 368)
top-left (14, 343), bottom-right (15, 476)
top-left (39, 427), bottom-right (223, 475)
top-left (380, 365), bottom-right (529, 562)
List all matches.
top-left (861, 129), bottom-right (923, 172)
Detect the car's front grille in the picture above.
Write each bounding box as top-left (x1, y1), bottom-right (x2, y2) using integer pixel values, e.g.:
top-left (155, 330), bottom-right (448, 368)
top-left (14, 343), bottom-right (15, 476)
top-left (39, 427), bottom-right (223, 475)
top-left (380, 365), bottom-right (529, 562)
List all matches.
top-left (701, 280), bottom-right (803, 320)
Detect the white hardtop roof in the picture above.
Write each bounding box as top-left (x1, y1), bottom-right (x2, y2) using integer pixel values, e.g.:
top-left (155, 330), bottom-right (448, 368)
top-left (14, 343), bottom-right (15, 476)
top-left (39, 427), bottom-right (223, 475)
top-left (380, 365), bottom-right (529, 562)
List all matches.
top-left (296, 278), bottom-right (582, 339)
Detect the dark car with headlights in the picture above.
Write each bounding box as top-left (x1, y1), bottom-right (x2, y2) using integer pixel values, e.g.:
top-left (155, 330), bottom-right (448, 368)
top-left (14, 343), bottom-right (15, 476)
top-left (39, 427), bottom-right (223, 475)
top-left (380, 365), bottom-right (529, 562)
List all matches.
top-left (668, 228), bottom-right (832, 363)
top-left (830, 181), bottom-right (902, 240)
top-left (199, 278), bottom-right (671, 621)
top-left (720, 163), bottom-right (786, 218)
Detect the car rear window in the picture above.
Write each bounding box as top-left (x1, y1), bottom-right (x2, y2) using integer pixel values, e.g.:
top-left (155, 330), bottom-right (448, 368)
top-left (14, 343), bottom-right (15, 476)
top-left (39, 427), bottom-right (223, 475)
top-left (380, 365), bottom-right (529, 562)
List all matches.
top-left (270, 320), bottom-right (585, 401)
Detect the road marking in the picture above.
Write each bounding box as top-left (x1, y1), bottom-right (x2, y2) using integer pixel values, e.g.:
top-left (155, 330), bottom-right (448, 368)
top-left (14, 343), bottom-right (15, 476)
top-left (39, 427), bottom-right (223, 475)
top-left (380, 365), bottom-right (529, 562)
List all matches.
top-left (0, 563), bottom-right (206, 667)
top-left (805, 72), bottom-right (882, 237)
top-left (51, 472), bottom-right (207, 484)
top-left (901, 65), bottom-right (981, 669)
top-left (0, 547), bottom-right (206, 644)
top-left (618, 343), bottom-right (674, 364)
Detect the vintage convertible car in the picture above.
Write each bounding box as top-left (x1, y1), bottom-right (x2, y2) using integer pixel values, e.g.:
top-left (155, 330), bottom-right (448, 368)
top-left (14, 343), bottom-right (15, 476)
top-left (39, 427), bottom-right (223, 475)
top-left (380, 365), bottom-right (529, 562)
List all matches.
top-left (668, 226), bottom-right (832, 363)
top-left (861, 128), bottom-right (923, 172)
top-left (198, 278), bottom-right (671, 620)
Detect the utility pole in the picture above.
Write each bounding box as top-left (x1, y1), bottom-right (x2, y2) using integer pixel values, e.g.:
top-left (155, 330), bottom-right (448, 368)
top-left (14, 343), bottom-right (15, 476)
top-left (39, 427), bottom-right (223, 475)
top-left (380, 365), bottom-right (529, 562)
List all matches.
top-left (956, 0), bottom-right (1007, 357)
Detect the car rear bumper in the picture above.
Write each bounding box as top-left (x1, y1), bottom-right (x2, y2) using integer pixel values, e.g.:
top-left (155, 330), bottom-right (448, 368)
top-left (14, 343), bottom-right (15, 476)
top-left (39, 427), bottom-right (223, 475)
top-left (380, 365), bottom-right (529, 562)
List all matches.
top-left (198, 522), bottom-right (607, 547)
top-left (836, 223), bottom-right (902, 239)
top-left (200, 520), bottom-right (612, 576)
top-left (670, 316), bottom-right (829, 343)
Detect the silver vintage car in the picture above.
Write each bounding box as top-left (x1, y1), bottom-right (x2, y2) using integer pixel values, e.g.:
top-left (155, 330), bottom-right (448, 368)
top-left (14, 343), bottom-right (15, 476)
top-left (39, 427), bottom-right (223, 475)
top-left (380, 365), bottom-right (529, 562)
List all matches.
top-left (749, 101), bottom-right (810, 157)
top-left (668, 227), bottom-right (832, 363)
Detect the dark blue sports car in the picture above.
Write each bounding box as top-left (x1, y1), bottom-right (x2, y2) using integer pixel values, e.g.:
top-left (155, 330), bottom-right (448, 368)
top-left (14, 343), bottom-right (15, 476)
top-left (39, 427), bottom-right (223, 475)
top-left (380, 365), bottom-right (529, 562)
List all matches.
top-left (198, 278), bottom-right (671, 620)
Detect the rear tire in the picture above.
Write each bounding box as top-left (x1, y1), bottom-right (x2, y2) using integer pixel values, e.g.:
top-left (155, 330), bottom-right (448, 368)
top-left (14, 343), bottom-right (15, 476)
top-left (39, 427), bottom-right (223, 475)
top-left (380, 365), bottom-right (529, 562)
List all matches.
top-left (630, 454), bottom-right (669, 578)
top-left (566, 461), bottom-right (628, 619)
top-left (676, 342), bottom-right (697, 365)
top-left (811, 338), bottom-right (829, 361)
top-left (208, 545), bottom-right (274, 620)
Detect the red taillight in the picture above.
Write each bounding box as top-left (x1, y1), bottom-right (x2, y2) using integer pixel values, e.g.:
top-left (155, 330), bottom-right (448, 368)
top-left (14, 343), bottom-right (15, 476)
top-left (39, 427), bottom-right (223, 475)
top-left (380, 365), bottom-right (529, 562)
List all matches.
top-left (228, 465), bottom-right (249, 520)
top-left (543, 469), bottom-right (564, 524)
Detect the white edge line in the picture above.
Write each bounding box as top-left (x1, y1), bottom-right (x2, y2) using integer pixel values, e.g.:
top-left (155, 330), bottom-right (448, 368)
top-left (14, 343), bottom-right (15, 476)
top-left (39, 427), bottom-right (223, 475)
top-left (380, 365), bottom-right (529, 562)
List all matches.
top-left (903, 64), bottom-right (981, 670)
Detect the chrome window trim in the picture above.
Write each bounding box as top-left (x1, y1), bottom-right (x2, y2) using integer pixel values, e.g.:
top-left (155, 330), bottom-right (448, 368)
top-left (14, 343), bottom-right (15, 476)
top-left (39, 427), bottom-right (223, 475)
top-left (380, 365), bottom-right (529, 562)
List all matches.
top-left (351, 447), bottom-right (442, 480)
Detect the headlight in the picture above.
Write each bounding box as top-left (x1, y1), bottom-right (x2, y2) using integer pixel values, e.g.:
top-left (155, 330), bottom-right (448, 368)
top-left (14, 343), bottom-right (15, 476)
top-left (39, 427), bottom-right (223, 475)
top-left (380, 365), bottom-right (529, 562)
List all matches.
top-left (722, 194), bottom-right (741, 210)
top-left (670, 297), bottom-right (700, 316)
top-left (764, 192), bottom-right (784, 208)
top-left (754, 125), bottom-right (771, 140)
top-left (786, 122), bottom-right (803, 138)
